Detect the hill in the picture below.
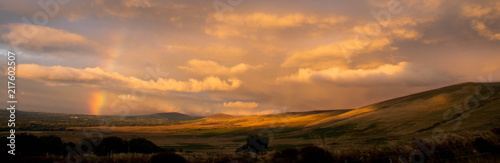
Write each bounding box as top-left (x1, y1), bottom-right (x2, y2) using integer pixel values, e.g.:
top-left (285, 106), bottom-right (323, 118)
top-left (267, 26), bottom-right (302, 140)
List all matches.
top-left (287, 82), bottom-right (500, 145)
top-left (7, 82), bottom-right (500, 154)
top-left (204, 113), bottom-right (235, 120)
top-left (129, 112), bottom-right (200, 121)
top-left (0, 111), bottom-right (201, 130)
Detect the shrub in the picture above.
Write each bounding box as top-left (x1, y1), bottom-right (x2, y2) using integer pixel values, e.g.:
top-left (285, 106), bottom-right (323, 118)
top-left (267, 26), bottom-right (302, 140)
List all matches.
top-left (151, 151), bottom-right (187, 163)
top-left (93, 137), bottom-right (128, 156)
top-left (490, 127), bottom-right (500, 135)
top-left (129, 137), bottom-right (162, 154)
top-left (236, 135), bottom-right (269, 154)
top-left (39, 135), bottom-right (65, 155)
top-left (473, 138), bottom-right (500, 154)
top-left (272, 147), bottom-right (299, 163)
top-left (433, 143), bottom-right (456, 161)
top-left (299, 146), bottom-right (333, 163)
top-left (213, 156), bottom-right (246, 163)
top-left (16, 133), bottom-right (44, 156)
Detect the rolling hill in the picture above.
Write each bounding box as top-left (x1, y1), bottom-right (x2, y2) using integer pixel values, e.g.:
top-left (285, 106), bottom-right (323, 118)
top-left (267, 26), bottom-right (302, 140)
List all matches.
top-left (5, 82), bottom-right (500, 153)
top-left (283, 82), bottom-right (500, 145)
top-left (0, 111), bottom-right (201, 130)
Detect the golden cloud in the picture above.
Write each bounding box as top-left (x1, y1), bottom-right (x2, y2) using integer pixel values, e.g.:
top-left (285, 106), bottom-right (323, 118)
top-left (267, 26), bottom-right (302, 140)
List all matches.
top-left (281, 38), bottom-right (392, 69)
top-left (18, 64), bottom-right (241, 92)
top-left (276, 62), bottom-right (453, 86)
top-left (166, 44), bottom-right (247, 60)
top-left (205, 12), bottom-right (347, 39)
top-left (178, 59), bottom-right (262, 75)
top-left (221, 101), bottom-right (259, 109)
top-left (462, 2), bottom-right (500, 40)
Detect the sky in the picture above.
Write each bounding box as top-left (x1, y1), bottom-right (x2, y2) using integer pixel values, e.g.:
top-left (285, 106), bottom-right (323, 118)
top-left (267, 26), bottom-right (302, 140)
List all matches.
top-left (0, 0), bottom-right (499, 116)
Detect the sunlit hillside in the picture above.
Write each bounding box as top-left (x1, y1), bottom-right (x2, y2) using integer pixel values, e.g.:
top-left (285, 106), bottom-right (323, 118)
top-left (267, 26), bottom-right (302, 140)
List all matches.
top-left (45, 82), bottom-right (500, 153)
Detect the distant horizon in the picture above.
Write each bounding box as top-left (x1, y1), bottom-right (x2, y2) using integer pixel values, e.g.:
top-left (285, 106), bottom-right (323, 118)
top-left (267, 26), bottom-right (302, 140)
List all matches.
top-left (15, 81), bottom-right (495, 116)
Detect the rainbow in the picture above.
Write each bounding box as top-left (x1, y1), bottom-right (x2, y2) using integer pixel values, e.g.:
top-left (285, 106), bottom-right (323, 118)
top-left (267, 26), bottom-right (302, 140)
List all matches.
top-left (89, 90), bottom-right (107, 115)
top-left (87, 28), bottom-right (127, 115)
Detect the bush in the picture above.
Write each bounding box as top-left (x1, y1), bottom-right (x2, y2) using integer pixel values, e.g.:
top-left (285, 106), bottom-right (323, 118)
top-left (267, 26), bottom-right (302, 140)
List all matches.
top-left (129, 137), bottom-right (162, 154)
top-left (16, 133), bottom-right (43, 156)
top-left (473, 138), bottom-right (500, 154)
top-left (0, 133), bottom-right (68, 157)
top-left (236, 135), bottom-right (269, 154)
top-left (490, 127), bottom-right (500, 135)
top-left (94, 137), bottom-right (128, 156)
top-left (432, 143), bottom-right (456, 161)
top-left (299, 146), bottom-right (333, 163)
top-left (272, 147), bottom-right (299, 163)
top-left (39, 135), bottom-right (65, 155)
top-left (151, 151), bottom-right (187, 163)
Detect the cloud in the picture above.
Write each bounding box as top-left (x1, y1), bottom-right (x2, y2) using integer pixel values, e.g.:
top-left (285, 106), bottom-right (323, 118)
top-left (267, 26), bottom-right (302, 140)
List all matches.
top-left (1, 23), bottom-right (100, 53)
top-left (471, 20), bottom-right (500, 40)
top-left (123, 0), bottom-right (152, 8)
top-left (462, 2), bottom-right (500, 40)
top-left (276, 62), bottom-right (454, 86)
top-left (281, 38), bottom-right (392, 69)
top-left (219, 109), bottom-right (276, 116)
top-left (166, 44), bottom-right (247, 61)
top-left (281, 17), bottom-right (433, 69)
top-left (117, 94), bottom-right (139, 101)
top-left (2, 0), bottom-right (499, 116)
top-left (17, 64), bottom-right (241, 92)
top-left (205, 12), bottom-right (347, 39)
top-left (221, 101), bottom-right (259, 109)
top-left (92, 0), bottom-right (153, 18)
top-left (178, 59), bottom-right (261, 75)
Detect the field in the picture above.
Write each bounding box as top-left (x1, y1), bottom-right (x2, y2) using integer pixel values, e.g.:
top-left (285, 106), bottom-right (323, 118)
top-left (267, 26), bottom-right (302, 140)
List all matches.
top-left (2, 82), bottom-right (500, 162)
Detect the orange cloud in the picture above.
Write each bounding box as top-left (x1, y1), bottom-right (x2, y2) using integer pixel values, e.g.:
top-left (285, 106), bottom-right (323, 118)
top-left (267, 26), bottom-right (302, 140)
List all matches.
top-left (281, 38), bottom-right (392, 69)
top-left (166, 44), bottom-right (247, 61)
top-left (276, 62), bottom-right (453, 86)
top-left (205, 12), bottom-right (347, 39)
top-left (17, 64), bottom-right (241, 92)
top-left (222, 101), bottom-right (259, 109)
top-left (462, 2), bottom-right (500, 40)
top-left (179, 59), bottom-right (261, 75)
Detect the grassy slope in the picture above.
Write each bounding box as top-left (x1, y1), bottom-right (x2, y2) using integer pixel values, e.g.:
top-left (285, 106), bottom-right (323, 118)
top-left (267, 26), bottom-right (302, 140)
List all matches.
top-left (290, 82), bottom-right (500, 146)
top-left (8, 82), bottom-right (500, 152)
